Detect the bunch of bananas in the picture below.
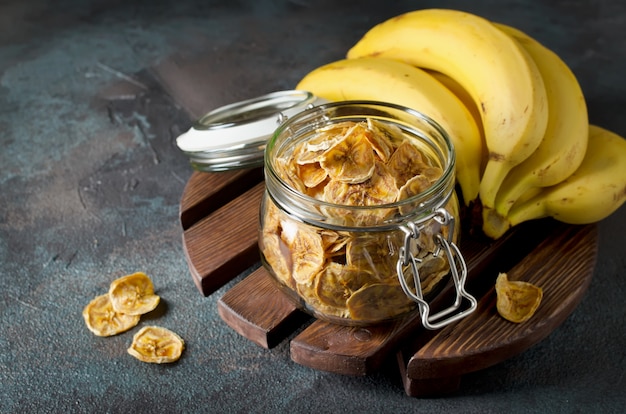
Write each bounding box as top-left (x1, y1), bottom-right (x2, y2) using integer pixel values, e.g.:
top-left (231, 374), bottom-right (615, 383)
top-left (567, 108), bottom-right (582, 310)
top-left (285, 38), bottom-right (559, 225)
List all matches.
top-left (295, 8), bottom-right (626, 239)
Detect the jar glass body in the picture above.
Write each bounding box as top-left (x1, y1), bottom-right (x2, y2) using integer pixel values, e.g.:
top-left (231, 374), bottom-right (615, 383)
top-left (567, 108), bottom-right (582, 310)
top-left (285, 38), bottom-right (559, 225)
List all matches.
top-left (259, 101), bottom-right (463, 326)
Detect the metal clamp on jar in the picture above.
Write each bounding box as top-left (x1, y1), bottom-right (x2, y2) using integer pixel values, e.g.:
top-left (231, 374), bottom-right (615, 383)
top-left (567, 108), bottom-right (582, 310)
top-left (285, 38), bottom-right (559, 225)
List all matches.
top-left (176, 94), bottom-right (477, 329)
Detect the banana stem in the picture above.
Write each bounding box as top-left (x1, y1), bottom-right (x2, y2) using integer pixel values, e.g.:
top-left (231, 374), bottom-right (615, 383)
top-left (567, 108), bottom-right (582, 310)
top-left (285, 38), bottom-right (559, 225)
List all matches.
top-left (481, 207), bottom-right (511, 239)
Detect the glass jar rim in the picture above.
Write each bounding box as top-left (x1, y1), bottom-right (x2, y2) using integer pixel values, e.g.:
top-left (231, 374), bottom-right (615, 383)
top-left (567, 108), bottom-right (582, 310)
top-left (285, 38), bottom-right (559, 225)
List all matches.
top-left (264, 100), bottom-right (457, 230)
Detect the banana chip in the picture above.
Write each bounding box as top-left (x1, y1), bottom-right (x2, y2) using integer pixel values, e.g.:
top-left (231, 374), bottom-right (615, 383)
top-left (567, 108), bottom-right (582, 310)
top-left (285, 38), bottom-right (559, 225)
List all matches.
top-left (346, 233), bottom-right (397, 282)
top-left (108, 272), bottom-right (160, 316)
top-left (322, 162), bottom-right (398, 226)
top-left (314, 262), bottom-right (355, 308)
top-left (398, 174), bottom-right (432, 200)
top-left (290, 227), bottom-right (325, 285)
top-left (417, 255), bottom-right (451, 295)
top-left (420, 165), bottom-right (444, 183)
top-left (297, 279), bottom-right (350, 319)
top-left (298, 162), bottom-right (328, 188)
top-left (367, 118), bottom-right (406, 150)
top-left (127, 326), bottom-right (185, 364)
top-left (261, 195), bottom-right (282, 235)
top-left (365, 119), bottom-right (396, 162)
top-left (260, 232), bottom-right (294, 287)
top-left (311, 121), bottom-right (359, 153)
top-left (82, 294), bottom-right (140, 337)
top-left (387, 140), bottom-right (428, 187)
top-left (323, 164), bottom-right (398, 206)
top-left (320, 229), bottom-right (350, 257)
top-left (320, 123), bottom-right (376, 184)
top-left (347, 283), bottom-right (415, 321)
top-left (495, 273), bottom-right (543, 323)
top-left (275, 157), bottom-right (307, 195)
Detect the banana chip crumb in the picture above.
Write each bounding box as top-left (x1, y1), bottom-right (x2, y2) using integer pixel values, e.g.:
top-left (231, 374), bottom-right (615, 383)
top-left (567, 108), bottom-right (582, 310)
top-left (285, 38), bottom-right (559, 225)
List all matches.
top-left (108, 272), bottom-right (160, 316)
top-left (495, 273), bottom-right (543, 323)
top-left (128, 326), bottom-right (185, 364)
top-left (82, 294), bottom-right (140, 337)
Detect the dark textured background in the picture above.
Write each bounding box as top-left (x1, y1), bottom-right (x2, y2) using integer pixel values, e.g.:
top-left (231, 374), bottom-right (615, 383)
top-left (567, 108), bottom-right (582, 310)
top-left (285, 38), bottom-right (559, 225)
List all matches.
top-left (1, 0), bottom-right (625, 412)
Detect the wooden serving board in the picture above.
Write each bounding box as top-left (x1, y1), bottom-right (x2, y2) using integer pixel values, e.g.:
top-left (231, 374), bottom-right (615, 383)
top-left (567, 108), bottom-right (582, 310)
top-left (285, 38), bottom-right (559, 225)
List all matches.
top-left (180, 169), bottom-right (598, 397)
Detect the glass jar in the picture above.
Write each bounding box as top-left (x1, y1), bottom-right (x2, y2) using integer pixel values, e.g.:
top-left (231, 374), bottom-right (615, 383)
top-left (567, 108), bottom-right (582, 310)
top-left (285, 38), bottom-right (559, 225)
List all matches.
top-left (259, 101), bottom-right (476, 328)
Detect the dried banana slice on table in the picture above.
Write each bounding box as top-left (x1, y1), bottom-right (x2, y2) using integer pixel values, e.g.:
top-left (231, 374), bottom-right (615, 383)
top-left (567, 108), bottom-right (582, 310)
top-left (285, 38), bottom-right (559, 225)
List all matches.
top-left (82, 294), bottom-right (140, 337)
top-left (108, 272), bottom-right (160, 315)
top-left (495, 273), bottom-right (543, 323)
top-left (127, 326), bottom-right (185, 364)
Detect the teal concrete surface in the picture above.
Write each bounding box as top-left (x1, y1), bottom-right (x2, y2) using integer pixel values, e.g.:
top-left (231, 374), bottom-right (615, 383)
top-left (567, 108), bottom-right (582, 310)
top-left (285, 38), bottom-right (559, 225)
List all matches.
top-left (1, 0), bottom-right (625, 412)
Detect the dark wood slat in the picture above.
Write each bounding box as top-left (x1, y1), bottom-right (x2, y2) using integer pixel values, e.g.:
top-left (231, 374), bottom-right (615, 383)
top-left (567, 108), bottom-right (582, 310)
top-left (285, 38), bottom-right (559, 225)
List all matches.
top-left (401, 224), bottom-right (597, 396)
top-left (179, 168), bottom-right (263, 230)
top-left (181, 182), bottom-right (265, 295)
top-left (217, 267), bottom-right (310, 349)
top-left (396, 350), bottom-right (462, 398)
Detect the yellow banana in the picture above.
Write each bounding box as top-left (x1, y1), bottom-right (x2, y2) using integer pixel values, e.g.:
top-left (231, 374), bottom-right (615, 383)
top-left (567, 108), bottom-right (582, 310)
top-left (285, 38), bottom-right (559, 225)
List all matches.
top-left (426, 69), bottom-right (488, 177)
top-left (493, 23), bottom-right (589, 216)
top-left (295, 57), bottom-right (483, 205)
top-left (426, 70), bottom-right (485, 142)
top-left (483, 125), bottom-right (626, 239)
top-left (346, 8), bottom-right (549, 209)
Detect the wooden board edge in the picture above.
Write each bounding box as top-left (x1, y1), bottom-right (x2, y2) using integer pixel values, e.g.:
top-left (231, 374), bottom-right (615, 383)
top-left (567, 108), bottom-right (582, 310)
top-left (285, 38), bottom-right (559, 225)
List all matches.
top-left (405, 224), bottom-right (598, 381)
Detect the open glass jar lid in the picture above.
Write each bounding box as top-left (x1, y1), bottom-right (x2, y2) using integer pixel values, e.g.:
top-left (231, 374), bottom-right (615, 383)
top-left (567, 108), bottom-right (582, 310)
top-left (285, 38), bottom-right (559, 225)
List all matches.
top-left (176, 90), bottom-right (327, 171)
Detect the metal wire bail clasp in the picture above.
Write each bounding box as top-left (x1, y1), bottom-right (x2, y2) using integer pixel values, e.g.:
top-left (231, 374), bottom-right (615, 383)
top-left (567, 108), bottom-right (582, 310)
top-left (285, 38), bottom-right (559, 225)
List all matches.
top-left (396, 208), bottom-right (477, 330)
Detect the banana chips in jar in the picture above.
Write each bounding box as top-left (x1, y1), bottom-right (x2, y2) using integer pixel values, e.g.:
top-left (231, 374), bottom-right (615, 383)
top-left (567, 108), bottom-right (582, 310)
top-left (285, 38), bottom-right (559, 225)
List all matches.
top-left (260, 101), bottom-right (473, 327)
